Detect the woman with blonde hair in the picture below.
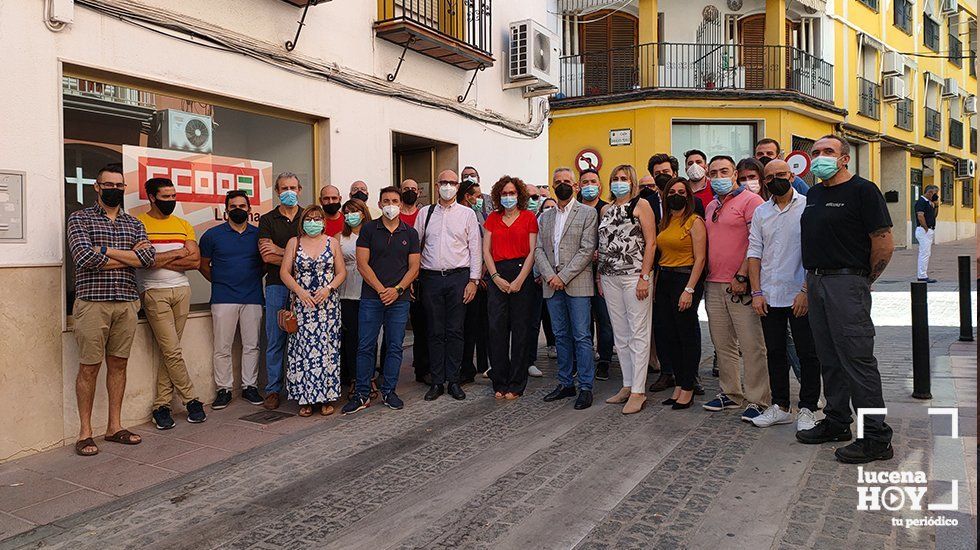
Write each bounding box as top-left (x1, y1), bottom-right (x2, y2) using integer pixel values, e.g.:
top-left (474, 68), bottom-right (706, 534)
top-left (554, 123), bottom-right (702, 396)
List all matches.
top-left (597, 164), bottom-right (657, 414)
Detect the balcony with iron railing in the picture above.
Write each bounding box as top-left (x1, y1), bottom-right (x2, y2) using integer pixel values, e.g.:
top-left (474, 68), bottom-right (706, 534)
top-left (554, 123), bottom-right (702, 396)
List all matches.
top-left (555, 42), bottom-right (835, 106)
top-left (858, 77), bottom-right (880, 119)
top-left (949, 118), bottom-right (964, 148)
top-left (895, 97), bottom-right (913, 131)
top-left (925, 107), bottom-right (942, 140)
top-left (375, 0), bottom-right (493, 71)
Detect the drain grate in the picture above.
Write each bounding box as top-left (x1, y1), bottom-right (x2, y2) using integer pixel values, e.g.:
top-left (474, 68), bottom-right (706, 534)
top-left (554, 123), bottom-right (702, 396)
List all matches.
top-left (239, 410), bottom-right (294, 425)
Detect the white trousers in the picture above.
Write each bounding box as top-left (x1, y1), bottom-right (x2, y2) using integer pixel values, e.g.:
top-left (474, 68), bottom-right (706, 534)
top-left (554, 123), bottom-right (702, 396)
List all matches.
top-left (915, 227), bottom-right (934, 280)
top-left (211, 304), bottom-right (263, 390)
top-left (601, 273), bottom-right (652, 393)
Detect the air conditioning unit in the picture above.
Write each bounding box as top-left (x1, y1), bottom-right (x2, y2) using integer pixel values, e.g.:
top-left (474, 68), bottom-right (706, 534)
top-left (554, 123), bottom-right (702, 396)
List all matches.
top-left (507, 19), bottom-right (560, 92)
top-left (965, 95), bottom-right (977, 114)
top-left (154, 109), bottom-right (213, 153)
top-left (942, 78), bottom-right (959, 98)
top-left (956, 159), bottom-right (976, 179)
top-left (882, 51), bottom-right (905, 76)
top-left (882, 75), bottom-right (906, 102)
top-left (940, 0), bottom-right (958, 16)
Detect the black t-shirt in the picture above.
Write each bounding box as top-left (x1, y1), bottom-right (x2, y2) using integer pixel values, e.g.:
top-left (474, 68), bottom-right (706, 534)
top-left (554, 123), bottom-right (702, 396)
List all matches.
top-left (258, 207), bottom-right (302, 286)
top-left (913, 196), bottom-right (936, 229)
top-left (801, 175), bottom-right (892, 271)
top-left (356, 218), bottom-right (421, 302)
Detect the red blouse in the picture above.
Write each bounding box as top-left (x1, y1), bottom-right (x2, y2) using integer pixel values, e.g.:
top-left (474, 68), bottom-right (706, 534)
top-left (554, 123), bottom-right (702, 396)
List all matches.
top-left (484, 209), bottom-right (539, 262)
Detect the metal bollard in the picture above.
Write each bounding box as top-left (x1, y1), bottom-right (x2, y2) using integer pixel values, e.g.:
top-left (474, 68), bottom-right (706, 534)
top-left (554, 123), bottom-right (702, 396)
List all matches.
top-left (911, 281), bottom-right (931, 399)
top-left (958, 255), bottom-right (974, 342)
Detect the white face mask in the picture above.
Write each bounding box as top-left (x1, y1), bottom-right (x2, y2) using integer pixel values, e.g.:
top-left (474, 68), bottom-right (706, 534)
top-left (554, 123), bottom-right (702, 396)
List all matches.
top-left (743, 179), bottom-right (761, 194)
top-left (686, 163), bottom-right (706, 181)
top-left (439, 184), bottom-right (457, 201)
top-left (382, 205), bottom-right (400, 220)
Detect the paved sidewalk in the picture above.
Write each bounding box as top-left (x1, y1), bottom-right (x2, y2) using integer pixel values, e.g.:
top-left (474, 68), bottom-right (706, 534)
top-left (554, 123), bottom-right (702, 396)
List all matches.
top-left (0, 240), bottom-right (975, 549)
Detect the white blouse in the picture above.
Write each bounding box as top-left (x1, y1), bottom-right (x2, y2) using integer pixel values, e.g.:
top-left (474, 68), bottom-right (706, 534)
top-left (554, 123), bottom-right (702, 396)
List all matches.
top-left (337, 233), bottom-right (363, 301)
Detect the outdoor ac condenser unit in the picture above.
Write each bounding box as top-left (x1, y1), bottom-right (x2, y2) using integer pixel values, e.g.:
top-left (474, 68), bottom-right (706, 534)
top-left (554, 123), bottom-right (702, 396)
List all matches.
top-left (940, 0), bottom-right (958, 16)
top-left (883, 75), bottom-right (906, 101)
top-left (507, 19), bottom-right (560, 92)
top-left (942, 78), bottom-right (959, 98)
top-left (154, 109), bottom-right (214, 154)
top-left (882, 51), bottom-right (904, 76)
top-left (965, 95), bottom-right (977, 114)
top-left (956, 159), bottom-right (976, 179)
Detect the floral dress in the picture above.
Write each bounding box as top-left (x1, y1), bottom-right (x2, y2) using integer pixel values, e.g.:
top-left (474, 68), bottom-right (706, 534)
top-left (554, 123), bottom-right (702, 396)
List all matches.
top-left (597, 199), bottom-right (645, 276)
top-left (286, 239), bottom-right (342, 404)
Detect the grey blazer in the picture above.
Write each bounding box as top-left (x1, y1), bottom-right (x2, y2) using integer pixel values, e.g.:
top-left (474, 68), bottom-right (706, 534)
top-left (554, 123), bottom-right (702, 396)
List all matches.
top-left (534, 201), bottom-right (598, 299)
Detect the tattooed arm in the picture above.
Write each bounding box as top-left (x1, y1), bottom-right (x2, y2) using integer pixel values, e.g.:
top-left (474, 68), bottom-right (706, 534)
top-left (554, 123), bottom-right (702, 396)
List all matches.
top-left (868, 227), bottom-right (894, 283)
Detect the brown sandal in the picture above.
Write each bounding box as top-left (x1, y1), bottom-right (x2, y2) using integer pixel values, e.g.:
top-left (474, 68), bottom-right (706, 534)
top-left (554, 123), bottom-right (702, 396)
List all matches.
top-left (320, 404), bottom-right (335, 416)
top-left (104, 429), bottom-right (142, 445)
top-left (298, 405), bottom-right (313, 417)
top-left (75, 438), bottom-right (99, 456)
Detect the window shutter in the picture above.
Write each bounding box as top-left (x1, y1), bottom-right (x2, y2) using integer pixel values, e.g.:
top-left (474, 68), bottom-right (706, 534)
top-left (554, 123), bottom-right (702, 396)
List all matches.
top-left (580, 11), bottom-right (638, 95)
top-left (740, 15), bottom-right (766, 89)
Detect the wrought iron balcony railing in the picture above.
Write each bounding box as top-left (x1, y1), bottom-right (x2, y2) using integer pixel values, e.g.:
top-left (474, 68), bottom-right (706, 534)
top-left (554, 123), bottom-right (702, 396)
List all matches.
top-left (375, 0), bottom-right (493, 71)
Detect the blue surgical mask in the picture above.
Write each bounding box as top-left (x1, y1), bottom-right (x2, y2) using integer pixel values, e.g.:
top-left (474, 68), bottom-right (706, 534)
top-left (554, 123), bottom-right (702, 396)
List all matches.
top-left (345, 212), bottom-right (362, 227)
top-left (474, 197), bottom-right (484, 211)
top-left (710, 178), bottom-right (734, 196)
top-left (279, 190), bottom-right (298, 207)
top-left (302, 220), bottom-right (323, 236)
top-left (526, 197), bottom-right (539, 211)
top-left (811, 156), bottom-right (841, 180)
top-left (610, 181), bottom-right (631, 198)
top-left (581, 184), bottom-right (600, 201)
top-left (500, 195), bottom-right (518, 210)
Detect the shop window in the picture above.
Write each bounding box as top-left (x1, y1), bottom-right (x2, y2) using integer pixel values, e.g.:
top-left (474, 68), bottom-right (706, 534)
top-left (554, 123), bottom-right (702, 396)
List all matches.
top-left (63, 75), bottom-right (316, 314)
top-left (671, 122), bottom-right (758, 178)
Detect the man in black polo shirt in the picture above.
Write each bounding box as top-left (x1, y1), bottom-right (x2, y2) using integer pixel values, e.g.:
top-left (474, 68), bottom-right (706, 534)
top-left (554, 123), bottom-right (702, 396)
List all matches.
top-left (913, 185), bottom-right (939, 283)
top-left (342, 186), bottom-right (421, 414)
top-left (797, 135), bottom-right (894, 464)
top-left (257, 172), bottom-right (303, 410)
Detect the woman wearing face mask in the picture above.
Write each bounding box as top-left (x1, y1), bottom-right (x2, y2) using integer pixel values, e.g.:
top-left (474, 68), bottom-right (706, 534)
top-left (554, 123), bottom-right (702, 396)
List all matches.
top-left (598, 164), bottom-right (658, 414)
top-left (654, 179), bottom-right (707, 409)
top-left (280, 205), bottom-right (347, 417)
top-left (736, 158), bottom-right (765, 196)
top-left (337, 199), bottom-right (372, 397)
top-left (483, 176), bottom-right (539, 399)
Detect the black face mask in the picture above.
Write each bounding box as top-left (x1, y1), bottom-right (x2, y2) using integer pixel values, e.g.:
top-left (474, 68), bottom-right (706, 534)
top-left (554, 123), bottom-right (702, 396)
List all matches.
top-left (758, 156), bottom-right (773, 167)
top-left (666, 194), bottom-right (687, 211)
top-left (323, 202), bottom-right (342, 215)
top-left (100, 188), bottom-right (124, 208)
top-left (352, 191), bottom-right (368, 202)
top-left (155, 199), bottom-right (177, 216)
top-left (654, 173), bottom-right (673, 191)
top-left (639, 186), bottom-right (656, 198)
top-left (228, 208), bottom-right (249, 224)
top-left (766, 177), bottom-right (792, 197)
top-left (554, 183), bottom-right (573, 201)
top-left (401, 189), bottom-right (418, 205)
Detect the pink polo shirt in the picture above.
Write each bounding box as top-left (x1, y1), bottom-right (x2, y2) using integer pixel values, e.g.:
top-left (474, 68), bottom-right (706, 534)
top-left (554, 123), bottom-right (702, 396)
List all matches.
top-left (704, 189), bottom-right (764, 283)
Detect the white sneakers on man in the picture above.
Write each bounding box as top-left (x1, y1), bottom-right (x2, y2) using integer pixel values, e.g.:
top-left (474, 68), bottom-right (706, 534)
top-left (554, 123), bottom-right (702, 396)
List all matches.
top-left (528, 365), bottom-right (543, 377)
top-left (796, 408), bottom-right (817, 432)
top-left (751, 404), bottom-right (794, 427)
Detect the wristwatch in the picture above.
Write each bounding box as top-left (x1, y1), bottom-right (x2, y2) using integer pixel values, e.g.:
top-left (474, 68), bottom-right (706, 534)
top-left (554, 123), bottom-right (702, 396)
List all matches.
top-left (683, 287), bottom-right (695, 294)
top-left (99, 245), bottom-right (107, 255)
top-left (395, 285), bottom-right (404, 296)
top-left (641, 273), bottom-right (652, 282)
top-left (734, 274), bottom-right (749, 284)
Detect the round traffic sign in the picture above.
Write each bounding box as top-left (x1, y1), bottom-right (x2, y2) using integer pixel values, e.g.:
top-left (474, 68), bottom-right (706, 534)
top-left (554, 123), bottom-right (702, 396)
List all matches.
top-left (785, 150), bottom-right (811, 177)
top-left (575, 148), bottom-right (602, 173)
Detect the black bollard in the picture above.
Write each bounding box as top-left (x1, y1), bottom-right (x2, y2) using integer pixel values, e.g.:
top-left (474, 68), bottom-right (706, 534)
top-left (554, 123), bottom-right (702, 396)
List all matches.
top-left (958, 255), bottom-right (974, 342)
top-left (911, 281), bottom-right (931, 399)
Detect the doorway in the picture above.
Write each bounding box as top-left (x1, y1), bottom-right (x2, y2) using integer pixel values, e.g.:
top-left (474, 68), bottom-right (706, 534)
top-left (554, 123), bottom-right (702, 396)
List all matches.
top-left (392, 132), bottom-right (458, 207)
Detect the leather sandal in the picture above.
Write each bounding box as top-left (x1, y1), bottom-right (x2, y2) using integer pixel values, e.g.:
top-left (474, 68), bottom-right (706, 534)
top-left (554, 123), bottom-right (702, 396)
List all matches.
top-left (75, 438), bottom-right (99, 456)
top-left (298, 405), bottom-right (313, 417)
top-left (104, 429), bottom-right (141, 445)
top-left (320, 404), bottom-right (335, 416)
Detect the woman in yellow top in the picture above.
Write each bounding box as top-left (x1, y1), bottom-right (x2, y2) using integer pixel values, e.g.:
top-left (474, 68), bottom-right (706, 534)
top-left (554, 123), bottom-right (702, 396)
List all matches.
top-left (654, 178), bottom-right (707, 409)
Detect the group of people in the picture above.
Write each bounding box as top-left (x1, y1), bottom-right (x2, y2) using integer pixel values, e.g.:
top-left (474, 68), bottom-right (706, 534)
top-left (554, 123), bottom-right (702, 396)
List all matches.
top-left (67, 134), bottom-right (895, 465)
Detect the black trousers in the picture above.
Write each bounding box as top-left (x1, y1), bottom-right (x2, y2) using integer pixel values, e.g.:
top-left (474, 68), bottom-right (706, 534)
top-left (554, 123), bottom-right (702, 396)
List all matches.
top-left (409, 294), bottom-right (429, 377)
top-left (339, 299), bottom-right (360, 387)
top-left (487, 259), bottom-right (534, 394)
top-left (461, 284), bottom-right (489, 379)
top-left (653, 270), bottom-right (703, 391)
top-left (526, 279), bottom-right (544, 365)
top-left (541, 303), bottom-right (556, 346)
top-left (421, 270), bottom-right (469, 386)
top-left (760, 307), bottom-right (822, 411)
top-left (807, 273), bottom-right (892, 444)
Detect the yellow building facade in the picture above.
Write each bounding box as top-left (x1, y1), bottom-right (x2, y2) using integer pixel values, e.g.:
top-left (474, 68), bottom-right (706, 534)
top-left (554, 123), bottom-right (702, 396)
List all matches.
top-left (550, 0), bottom-right (977, 246)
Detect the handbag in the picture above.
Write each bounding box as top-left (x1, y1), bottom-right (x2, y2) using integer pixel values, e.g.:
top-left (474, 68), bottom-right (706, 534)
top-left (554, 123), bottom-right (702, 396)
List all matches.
top-left (277, 308), bottom-right (298, 333)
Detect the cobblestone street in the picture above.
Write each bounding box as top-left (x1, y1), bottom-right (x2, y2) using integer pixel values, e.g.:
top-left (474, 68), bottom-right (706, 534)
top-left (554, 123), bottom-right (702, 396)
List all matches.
top-left (1, 240), bottom-right (975, 550)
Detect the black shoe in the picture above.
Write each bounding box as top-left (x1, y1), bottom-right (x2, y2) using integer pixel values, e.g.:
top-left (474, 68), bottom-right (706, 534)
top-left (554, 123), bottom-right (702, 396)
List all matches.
top-left (152, 406), bottom-right (175, 430)
top-left (671, 398), bottom-right (693, 410)
top-left (574, 390), bottom-right (593, 410)
top-left (382, 392), bottom-right (404, 410)
top-left (648, 374), bottom-right (675, 393)
top-left (834, 439), bottom-right (894, 464)
top-left (595, 363), bottom-right (610, 381)
top-left (796, 420), bottom-right (853, 444)
top-left (186, 399), bottom-right (207, 423)
top-left (424, 384), bottom-right (444, 401)
top-left (342, 394), bottom-right (370, 415)
top-left (543, 384), bottom-right (576, 402)
top-left (416, 373), bottom-right (433, 385)
top-left (661, 397), bottom-right (676, 405)
top-left (917, 278), bottom-right (938, 284)
top-left (693, 382), bottom-right (705, 396)
top-left (448, 383), bottom-right (466, 400)
top-left (211, 389), bottom-right (232, 410)
top-left (242, 386), bottom-right (263, 406)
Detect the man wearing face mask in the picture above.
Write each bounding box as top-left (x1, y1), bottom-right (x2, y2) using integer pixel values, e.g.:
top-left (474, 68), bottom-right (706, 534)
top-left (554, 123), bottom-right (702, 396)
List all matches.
top-left (137, 177), bottom-right (205, 429)
top-left (67, 163), bottom-right (156, 456)
top-left (350, 180), bottom-right (369, 203)
top-left (461, 166), bottom-right (492, 219)
top-left (684, 150), bottom-right (716, 211)
top-left (397, 178), bottom-right (430, 382)
top-left (913, 185), bottom-right (939, 283)
top-left (796, 135), bottom-right (894, 464)
top-left (199, 190), bottom-right (265, 410)
top-left (258, 171), bottom-right (304, 410)
top-left (398, 178), bottom-right (422, 226)
top-left (414, 170), bottom-right (483, 401)
top-left (754, 138), bottom-right (809, 195)
top-left (319, 185), bottom-right (345, 237)
top-left (701, 156), bottom-right (770, 422)
top-left (576, 169), bottom-right (613, 380)
top-left (458, 177), bottom-right (489, 381)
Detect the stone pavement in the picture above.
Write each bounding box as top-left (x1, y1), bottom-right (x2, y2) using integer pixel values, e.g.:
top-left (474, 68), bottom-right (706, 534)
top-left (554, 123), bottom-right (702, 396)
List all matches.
top-left (0, 239), bottom-right (975, 550)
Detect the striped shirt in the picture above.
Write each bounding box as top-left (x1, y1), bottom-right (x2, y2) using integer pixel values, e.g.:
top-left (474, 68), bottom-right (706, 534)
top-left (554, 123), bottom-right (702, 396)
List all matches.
top-left (137, 213), bottom-right (196, 291)
top-left (67, 204), bottom-right (155, 302)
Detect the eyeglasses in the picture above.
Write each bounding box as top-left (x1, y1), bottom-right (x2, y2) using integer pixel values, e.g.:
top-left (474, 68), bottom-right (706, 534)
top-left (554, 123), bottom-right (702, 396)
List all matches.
top-left (97, 182), bottom-right (127, 189)
top-left (726, 286), bottom-right (752, 305)
top-left (438, 180), bottom-right (458, 186)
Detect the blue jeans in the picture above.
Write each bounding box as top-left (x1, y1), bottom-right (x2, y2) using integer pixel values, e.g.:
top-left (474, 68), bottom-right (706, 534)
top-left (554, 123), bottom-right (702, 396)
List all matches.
top-left (355, 299), bottom-right (410, 396)
top-left (263, 284), bottom-right (289, 394)
top-left (546, 290), bottom-right (595, 391)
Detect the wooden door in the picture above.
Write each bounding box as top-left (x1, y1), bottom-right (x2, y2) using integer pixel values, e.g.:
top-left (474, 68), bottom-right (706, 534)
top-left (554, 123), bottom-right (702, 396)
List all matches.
top-left (739, 15), bottom-right (766, 89)
top-left (580, 12), bottom-right (638, 95)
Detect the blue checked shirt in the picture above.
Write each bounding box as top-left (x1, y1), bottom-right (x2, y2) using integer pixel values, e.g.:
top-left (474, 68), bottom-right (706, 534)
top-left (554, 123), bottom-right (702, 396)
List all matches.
top-left (67, 204), bottom-right (155, 302)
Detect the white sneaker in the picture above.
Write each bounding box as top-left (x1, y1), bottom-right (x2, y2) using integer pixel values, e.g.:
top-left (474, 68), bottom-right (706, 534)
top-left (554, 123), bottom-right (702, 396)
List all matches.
top-left (751, 404), bottom-right (793, 427)
top-left (547, 346), bottom-right (557, 358)
top-left (817, 396), bottom-right (826, 410)
top-left (528, 365), bottom-right (543, 377)
top-left (797, 408), bottom-right (817, 432)
top-left (481, 369), bottom-right (491, 379)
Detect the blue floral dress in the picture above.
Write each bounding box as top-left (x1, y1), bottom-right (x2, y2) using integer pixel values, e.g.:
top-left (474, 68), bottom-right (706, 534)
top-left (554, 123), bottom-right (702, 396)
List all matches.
top-left (286, 239), bottom-right (341, 405)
